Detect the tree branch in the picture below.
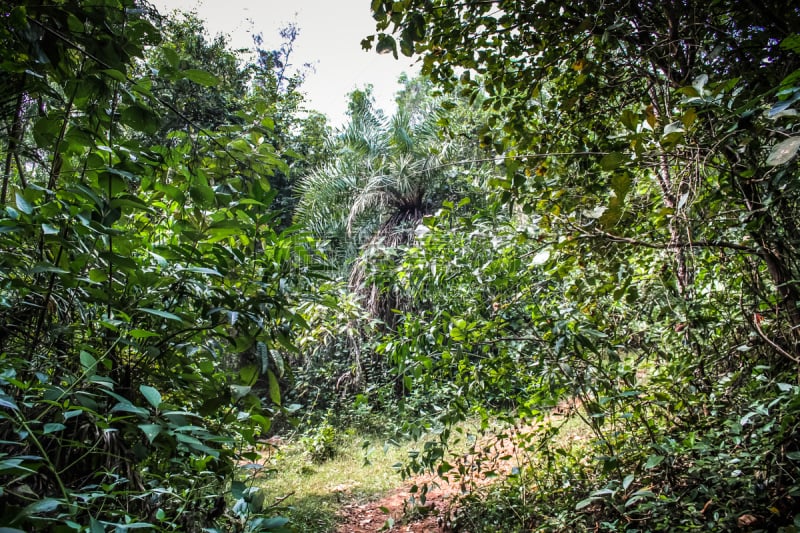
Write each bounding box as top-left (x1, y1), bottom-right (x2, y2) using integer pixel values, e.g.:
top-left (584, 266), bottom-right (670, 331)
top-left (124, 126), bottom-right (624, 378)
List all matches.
top-left (576, 226), bottom-right (760, 255)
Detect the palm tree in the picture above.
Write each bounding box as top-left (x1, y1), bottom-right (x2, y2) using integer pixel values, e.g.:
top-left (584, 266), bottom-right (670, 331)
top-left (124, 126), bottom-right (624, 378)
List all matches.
top-left (296, 82), bottom-right (474, 323)
top-left (295, 79), bottom-right (490, 392)
top-left (296, 83), bottom-right (461, 261)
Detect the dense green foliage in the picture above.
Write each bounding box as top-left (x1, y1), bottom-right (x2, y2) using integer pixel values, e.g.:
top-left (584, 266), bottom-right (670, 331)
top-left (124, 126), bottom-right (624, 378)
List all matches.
top-left (351, 0), bottom-right (800, 530)
top-left (3, 0), bottom-right (800, 531)
top-left (0, 2), bottom-right (321, 531)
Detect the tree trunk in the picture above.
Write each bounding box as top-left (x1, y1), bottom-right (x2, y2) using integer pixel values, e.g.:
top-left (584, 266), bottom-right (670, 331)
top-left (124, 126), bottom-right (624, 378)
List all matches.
top-left (2, 89), bottom-right (27, 204)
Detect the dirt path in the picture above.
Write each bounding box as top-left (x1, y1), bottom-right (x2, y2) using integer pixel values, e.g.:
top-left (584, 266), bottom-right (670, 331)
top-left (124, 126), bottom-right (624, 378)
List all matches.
top-left (335, 427), bottom-right (531, 533)
top-left (336, 474), bottom-right (454, 532)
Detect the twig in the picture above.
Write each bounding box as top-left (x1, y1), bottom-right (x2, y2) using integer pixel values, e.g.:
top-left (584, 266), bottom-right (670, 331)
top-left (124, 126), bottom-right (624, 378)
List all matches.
top-left (574, 225), bottom-right (760, 254)
top-left (474, 335), bottom-right (545, 345)
top-left (751, 314), bottom-right (800, 364)
top-left (267, 491), bottom-right (296, 509)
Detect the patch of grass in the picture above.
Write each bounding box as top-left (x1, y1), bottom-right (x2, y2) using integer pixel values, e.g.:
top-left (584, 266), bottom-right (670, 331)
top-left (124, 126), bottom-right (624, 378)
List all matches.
top-left (253, 430), bottom-right (415, 532)
top-left (248, 417), bottom-right (528, 531)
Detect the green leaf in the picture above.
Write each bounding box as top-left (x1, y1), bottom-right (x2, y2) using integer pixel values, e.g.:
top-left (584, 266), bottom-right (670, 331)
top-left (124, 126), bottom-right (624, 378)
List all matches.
top-left (89, 517), bottom-right (104, 533)
top-left (766, 137), bottom-right (800, 166)
top-left (625, 489), bottom-right (656, 507)
top-left (199, 360), bottom-right (215, 375)
top-left (175, 432), bottom-right (203, 447)
top-left (15, 192), bottom-right (32, 215)
top-left (137, 307), bottom-right (183, 322)
top-left (376, 34), bottom-right (398, 59)
top-left (30, 263), bottom-right (70, 275)
top-left (0, 393), bottom-right (19, 411)
top-left (21, 497), bottom-right (61, 516)
top-left (0, 458), bottom-right (37, 474)
top-left (101, 68), bottom-right (127, 83)
top-left (620, 109), bottom-right (638, 131)
top-left (139, 385), bottom-right (162, 409)
top-left (128, 328), bottom-right (158, 339)
top-left (98, 171), bottom-right (127, 198)
top-left (231, 480), bottom-right (246, 499)
top-left (41, 223), bottom-right (59, 235)
top-left (185, 266), bottom-right (221, 276)
top-left (113, 523), bottom-right (156, 530)
top-left (161, 45), bottom-right (180, 67)
top-left (80, 351), bottom-right (98, 375)
top-left (239, 364), bottom-right (258, 387)
top-left (622, 474), bottom-right (634, 490)
top-left (110, 194), bottom-right (151, 212)
top-left (611, 173), bottom-right (632, 200)
top-left (260, 517), bottom-right (290, 528)
top-left (268, 370), bottom-right (281, 406)
top-left (183, 69), bottom-right (220, 87)
top-left (780, 34), bottom-right (800, 53)
top-left (88, 269), bottom-right (108, 283)
top-left (120, 104), bottom-right (159, 135)
top-left (138, 423), bottom-right (162, 443)
top-left (599, 152), bottom-right (625, 171)
top-left (644, 454), bottom-right (664, 469)
top-left (189, 184), bottom-right (216, 207)
top-left (43, 423), bottom-right (66, 434)
top-left (112, 402), bottom-right (150, 416)
top-left (231, 385), bottom-right (251, 401)
top-left (575, 497), bottom-right (597, 510)
top-left (250, 414), bottom-right (271, 432)
top-left (32, 117), bottom-right (61, 149)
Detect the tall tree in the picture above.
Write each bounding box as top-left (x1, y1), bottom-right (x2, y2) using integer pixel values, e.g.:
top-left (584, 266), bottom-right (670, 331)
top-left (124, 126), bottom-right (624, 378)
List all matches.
top-left (295, 80), bottom-right (477, 264)
top-left (359, 2), bottom-right (800, 529)
top-left (294, 79), bottom-right (490, 394)
top-left (367, 0), bottom-right (800, 357)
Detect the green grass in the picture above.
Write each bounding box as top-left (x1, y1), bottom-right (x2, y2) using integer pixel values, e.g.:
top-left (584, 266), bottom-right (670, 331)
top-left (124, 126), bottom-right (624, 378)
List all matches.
top-left (252, 429), bottom-right (417, 532)
top-left (247, 413), bottom-right (592, 532)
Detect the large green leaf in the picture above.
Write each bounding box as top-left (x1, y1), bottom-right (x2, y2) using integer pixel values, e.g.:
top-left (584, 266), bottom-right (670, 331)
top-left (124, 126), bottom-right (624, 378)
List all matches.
top-left (14, 192), bottom-right (32, 215)
top-left (182, 68), bottom-right (220, 87)
top-left (375, 34), bottom-right (398, 58)
top-left (136, 307), bottom-right (184, 322)
top-left (766, 136), bottom-right (800, 166)
top-left (0, 393), bottom-right (19, 411)
top-left (599, 152), bottom-right (625, 171)
top-left (138, 423), bottom-right (162, 443)
top-left (139, 385), bottom-right (162, 409)
top-left (267, 370), bottom-right (281, 406)
top-left (120, 104), bottom-right (159, 135)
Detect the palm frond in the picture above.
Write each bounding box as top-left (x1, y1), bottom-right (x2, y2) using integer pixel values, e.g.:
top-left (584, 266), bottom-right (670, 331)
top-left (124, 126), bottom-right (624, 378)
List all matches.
top-left (295, 78), bottom-right (483, 295)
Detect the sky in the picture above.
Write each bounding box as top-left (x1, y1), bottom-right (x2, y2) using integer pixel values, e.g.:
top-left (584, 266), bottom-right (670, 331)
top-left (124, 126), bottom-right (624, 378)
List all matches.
top-left (153, 0), bottom-right (419, 126)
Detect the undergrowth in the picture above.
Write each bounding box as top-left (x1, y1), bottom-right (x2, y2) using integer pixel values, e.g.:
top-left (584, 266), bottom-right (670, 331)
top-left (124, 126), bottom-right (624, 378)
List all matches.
top-left (448, 366), bottom-right (800, 532)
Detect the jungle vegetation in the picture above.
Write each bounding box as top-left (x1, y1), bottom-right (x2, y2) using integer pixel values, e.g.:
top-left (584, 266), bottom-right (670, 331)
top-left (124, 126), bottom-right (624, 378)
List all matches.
top-left (1, 0), bottom-right (799, 531)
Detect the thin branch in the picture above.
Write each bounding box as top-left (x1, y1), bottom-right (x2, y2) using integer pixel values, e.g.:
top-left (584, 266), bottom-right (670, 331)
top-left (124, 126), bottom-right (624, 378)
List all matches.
top-left (751, 314), bottom-right (800, 364)
top-left (368, 151), bottom-right (608, 183)
top-left (575, 225), bottom-right (760, 254)
top-left (475, 335), bottom-right (545, 345)
top-left (267, 491), bottom-right (295, 509)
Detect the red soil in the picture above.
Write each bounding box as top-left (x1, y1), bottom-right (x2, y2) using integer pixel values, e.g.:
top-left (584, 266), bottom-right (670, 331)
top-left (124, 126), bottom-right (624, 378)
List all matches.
top-left (335, 427), bottom-right (532, 533)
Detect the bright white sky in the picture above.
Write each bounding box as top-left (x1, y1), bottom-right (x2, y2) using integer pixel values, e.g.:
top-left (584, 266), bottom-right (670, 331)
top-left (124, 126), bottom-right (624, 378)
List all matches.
top-left (153, 0), bottom-right (418, 126)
